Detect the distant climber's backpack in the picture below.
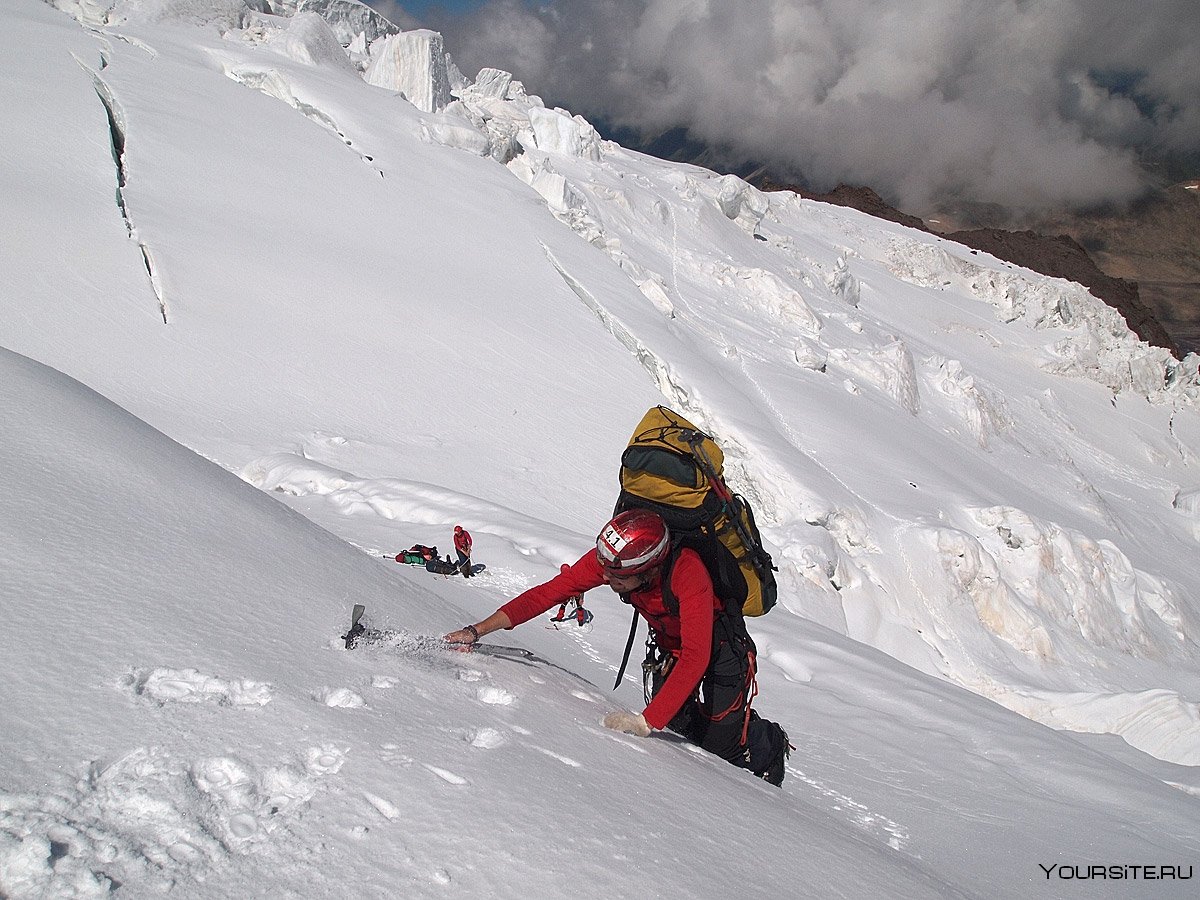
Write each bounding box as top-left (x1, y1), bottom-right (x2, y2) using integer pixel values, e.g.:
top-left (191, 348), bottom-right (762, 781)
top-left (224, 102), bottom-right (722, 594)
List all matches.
top-left (396, 544), bottom-right (439, 566)
top-left (615, 406), bottom-right (777, 618)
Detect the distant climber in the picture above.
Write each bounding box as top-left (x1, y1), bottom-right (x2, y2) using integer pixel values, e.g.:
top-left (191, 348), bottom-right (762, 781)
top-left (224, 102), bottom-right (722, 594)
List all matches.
top-left (549, 563), bottom-right (593, 626)
top-left (453, 525), bottom-right (474, 578)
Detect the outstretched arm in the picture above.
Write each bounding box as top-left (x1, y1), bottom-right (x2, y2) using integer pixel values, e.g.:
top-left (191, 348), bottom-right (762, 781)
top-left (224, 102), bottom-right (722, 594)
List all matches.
top-left (444, 609), bottom-right (513, 646)
top-left (447, 552), bottom-right (603, 645)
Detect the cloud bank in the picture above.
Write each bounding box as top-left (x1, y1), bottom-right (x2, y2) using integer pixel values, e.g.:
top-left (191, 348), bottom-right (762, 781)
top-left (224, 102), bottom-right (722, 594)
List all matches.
top-left (377, 0), bottom-right (1200, 215)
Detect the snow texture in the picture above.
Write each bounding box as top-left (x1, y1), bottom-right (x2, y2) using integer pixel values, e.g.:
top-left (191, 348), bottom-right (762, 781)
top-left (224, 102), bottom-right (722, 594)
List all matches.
top-left (2, 0), bottom-right (1199, 896)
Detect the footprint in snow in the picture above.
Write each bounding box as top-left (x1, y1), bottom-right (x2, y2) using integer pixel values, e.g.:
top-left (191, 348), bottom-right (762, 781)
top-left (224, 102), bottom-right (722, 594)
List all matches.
top-left (476, 686), bottom-right (515, 706)
top-left (466, 727), bottom-right (507, 749)
top-left (2, 743), bottom-right (342, 892)
top-left (319, 687), bottom-right (366, 708)
top-left (304, 745), bottom-right (347, 776)
top-left (189, 753), bottom-right (324, 846)
top-left (190, 756), bottom-right (257, 810)
top-left (124, 666), bottom-right (272, 707)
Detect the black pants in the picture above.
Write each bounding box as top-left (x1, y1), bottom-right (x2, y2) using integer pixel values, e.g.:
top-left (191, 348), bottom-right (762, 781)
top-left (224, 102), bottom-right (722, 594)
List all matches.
top-left (652, 621), bottom-right (782, 775)
top-left (456, 550), bottom-right (473, 577)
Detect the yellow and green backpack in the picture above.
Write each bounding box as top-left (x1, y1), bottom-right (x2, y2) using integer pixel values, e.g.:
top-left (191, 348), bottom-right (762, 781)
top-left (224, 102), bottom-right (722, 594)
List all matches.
top-left (615, 406), bottom-right (777, 618)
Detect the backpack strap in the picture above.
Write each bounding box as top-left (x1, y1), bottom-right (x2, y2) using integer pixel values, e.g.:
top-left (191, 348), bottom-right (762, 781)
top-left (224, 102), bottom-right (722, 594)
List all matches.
top-left (659, 543), bottom-right (682, 617)
top-left (612, 606), bottom-right (640, 690)
top-left (663, 540), bottom-right (750, 645)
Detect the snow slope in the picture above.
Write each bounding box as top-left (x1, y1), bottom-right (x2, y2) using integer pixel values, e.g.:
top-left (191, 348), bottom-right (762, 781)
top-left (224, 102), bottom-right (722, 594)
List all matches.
top-left (2, 0), bottom-right (1199, 895)
top-left (3, 344), bottom-right (1196, 896)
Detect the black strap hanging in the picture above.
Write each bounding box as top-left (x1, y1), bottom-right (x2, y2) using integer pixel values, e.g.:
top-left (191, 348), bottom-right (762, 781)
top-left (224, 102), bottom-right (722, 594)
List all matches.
top-left (612, 607), bottom-right (640, 690)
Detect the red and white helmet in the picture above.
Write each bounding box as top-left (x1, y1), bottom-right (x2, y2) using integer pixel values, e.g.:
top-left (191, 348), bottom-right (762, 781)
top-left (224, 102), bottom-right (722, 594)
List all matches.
top-left (595, 509), bottom-right (670, 575)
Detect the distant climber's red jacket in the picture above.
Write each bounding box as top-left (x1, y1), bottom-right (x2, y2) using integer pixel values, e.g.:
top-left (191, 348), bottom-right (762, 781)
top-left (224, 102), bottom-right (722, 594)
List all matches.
top-left (499, 548), bottom-right (720, 730)
top-left (454, 529), bottom-right (472, 555)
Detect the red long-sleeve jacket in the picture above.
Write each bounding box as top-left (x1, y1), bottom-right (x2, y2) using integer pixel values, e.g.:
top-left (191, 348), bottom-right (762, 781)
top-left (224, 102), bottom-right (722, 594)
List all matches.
top-left (499, 548), bottom-right (721, 730)
top-left (454, 529), bottom-right (472, 555)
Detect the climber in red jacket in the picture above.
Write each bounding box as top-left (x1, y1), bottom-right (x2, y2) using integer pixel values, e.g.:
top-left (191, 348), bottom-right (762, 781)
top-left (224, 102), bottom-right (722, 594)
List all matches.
top-left (444, 509), bottom-right (789, 785)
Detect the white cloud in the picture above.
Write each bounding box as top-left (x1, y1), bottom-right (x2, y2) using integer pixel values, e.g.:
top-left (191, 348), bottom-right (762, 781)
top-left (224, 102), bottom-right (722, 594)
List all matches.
top-left (406, 0), bottom-right (1200, 213)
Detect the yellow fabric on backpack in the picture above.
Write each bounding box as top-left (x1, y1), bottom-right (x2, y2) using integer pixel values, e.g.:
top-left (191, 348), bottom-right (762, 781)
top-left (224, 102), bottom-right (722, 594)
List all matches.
top-left (625, 406), bottom-right (725, 472)
top-left (618, 406), bottom-right (775, 617)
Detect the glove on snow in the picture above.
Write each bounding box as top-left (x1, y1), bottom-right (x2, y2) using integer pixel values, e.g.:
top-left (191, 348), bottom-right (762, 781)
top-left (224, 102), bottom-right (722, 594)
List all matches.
top-left (603, 710), bottom-right (651, 737)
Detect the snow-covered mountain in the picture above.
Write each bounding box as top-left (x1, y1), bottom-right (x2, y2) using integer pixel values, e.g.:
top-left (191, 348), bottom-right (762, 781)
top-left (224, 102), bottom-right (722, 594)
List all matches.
top-left (2, 0), bottom-right (1198, 896)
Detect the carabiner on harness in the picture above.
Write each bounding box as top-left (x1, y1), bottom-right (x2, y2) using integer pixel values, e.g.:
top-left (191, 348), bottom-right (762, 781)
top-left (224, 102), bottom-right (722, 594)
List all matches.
top-left (640, 635), bottom-right (678, 707)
